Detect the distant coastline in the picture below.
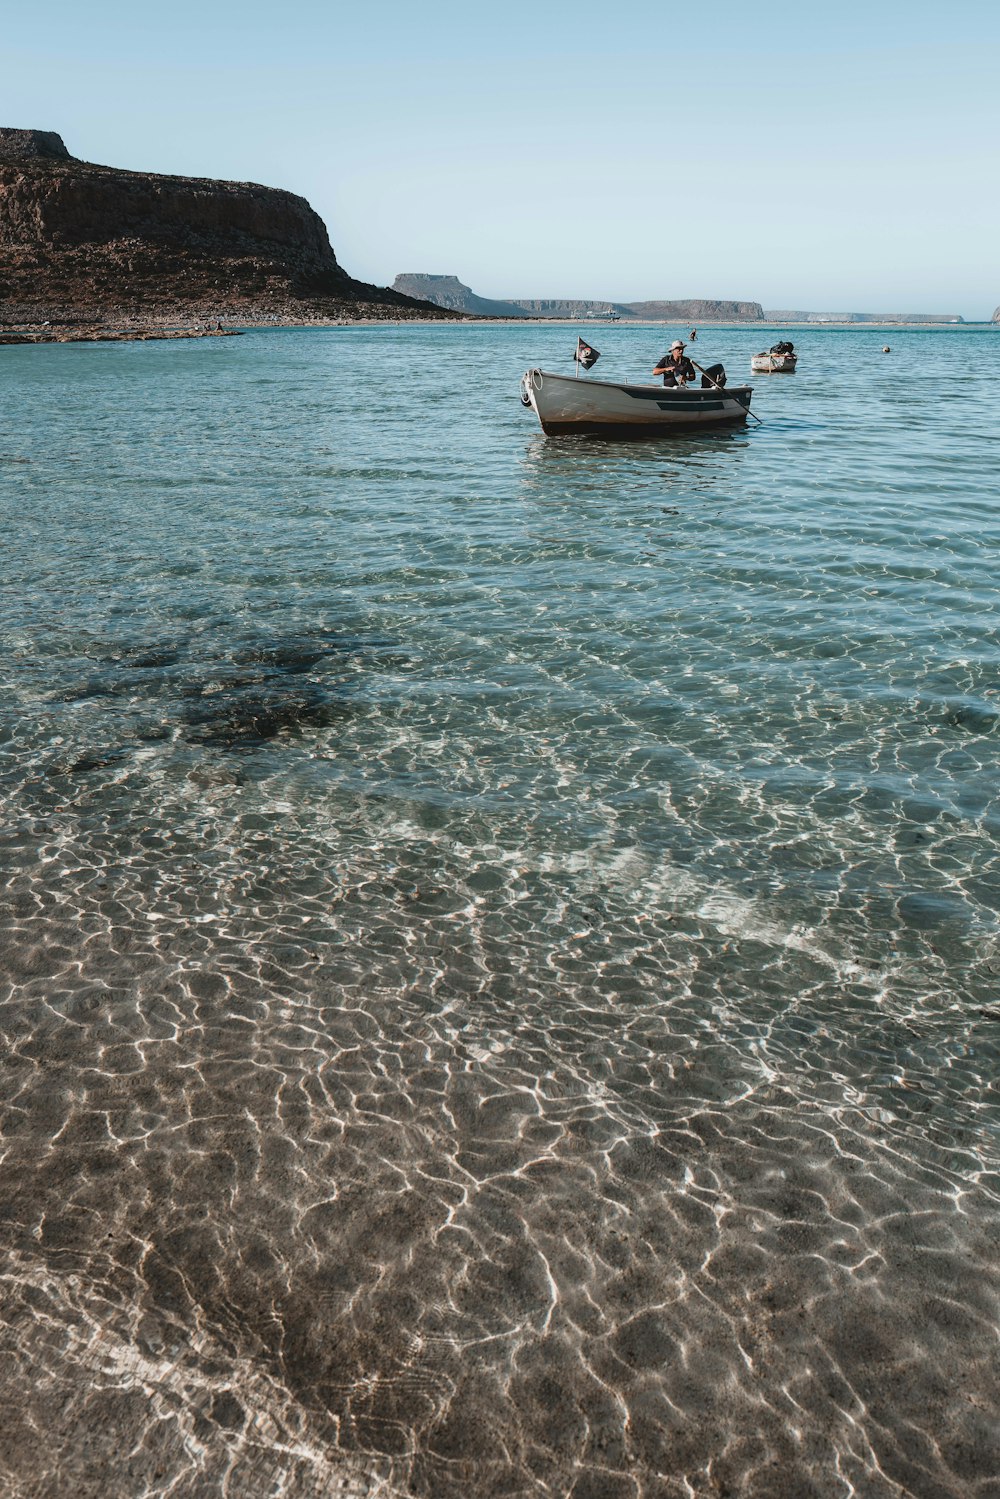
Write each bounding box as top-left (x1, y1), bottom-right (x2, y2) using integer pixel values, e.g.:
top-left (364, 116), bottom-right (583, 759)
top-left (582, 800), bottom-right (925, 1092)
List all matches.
top-left (5, 317), bottom-right (994, 346)
top-left (391, 274), bottom-right (976, 326)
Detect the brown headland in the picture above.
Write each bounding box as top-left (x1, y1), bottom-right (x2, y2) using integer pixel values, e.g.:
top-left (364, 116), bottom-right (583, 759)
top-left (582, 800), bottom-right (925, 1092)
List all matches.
top-left (0, 128), bottom-right (460, 332)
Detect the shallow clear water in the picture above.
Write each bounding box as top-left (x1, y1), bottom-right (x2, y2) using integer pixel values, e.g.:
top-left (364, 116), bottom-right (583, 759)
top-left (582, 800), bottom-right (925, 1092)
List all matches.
top-left (1, 323), bottom-right (999, 1497)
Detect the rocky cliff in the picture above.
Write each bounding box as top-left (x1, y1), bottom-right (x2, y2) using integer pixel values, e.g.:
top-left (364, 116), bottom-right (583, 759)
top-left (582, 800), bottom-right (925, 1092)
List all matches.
top-left (506, 298), bottom-right (633, 318)
top-left (622, 299), bottom-right (763, 322)
top-left (393, 275), bottom-right (764, 321)
top-left (0, 128), bottom-right (456, 324)
top-left (392, 274), bottom-right (527, 318)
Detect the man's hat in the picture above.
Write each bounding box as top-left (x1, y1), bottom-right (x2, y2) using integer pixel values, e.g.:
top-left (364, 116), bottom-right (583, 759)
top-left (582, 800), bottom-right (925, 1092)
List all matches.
top-left (671, 339), bottom-right (686, 349)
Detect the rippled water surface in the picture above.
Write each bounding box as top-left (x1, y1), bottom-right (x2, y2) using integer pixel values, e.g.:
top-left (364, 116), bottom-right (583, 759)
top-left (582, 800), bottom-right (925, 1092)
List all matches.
top-left (2, 323), bottom-right (999, 1497)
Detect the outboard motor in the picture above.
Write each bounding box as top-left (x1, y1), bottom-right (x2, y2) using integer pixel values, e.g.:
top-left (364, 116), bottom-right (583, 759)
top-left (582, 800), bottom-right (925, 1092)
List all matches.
top-left (769, 341), bottom-right (795, 355)
top-left (700, 362), bottom-right (727, 388)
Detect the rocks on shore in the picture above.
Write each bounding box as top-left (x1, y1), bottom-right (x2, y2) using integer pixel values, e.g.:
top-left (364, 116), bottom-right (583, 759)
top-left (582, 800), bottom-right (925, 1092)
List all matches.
top-left (0, 324), bottom-right (242, 344)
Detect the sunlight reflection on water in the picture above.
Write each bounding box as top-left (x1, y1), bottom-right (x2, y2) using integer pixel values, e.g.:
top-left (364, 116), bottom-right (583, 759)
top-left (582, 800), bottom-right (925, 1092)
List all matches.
top-left (1, 323), bottom-right (999, 1497)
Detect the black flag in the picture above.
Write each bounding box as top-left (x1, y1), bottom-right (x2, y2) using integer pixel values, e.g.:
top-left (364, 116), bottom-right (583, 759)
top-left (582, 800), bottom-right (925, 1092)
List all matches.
top-left (574, 337), bottom-right (600, 370)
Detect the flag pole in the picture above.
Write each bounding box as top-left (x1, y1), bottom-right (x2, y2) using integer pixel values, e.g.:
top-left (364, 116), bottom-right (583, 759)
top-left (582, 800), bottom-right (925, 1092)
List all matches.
top-left (575, 335), bottom-right (580, 378)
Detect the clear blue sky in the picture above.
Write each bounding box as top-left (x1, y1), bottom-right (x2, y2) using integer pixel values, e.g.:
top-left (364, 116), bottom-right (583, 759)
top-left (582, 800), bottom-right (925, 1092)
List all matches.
top-left (5, 0), bottom-right (997, 316)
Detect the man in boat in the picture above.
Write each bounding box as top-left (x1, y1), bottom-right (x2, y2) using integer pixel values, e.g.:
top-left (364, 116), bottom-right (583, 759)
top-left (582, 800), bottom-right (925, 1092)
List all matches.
top-left (653, 339), bottom-right (697, 387)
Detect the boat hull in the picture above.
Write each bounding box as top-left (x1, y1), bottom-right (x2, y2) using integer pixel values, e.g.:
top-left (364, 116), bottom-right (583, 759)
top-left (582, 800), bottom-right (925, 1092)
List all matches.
top-left (522, 369), bottom-right (753, 437)
top-left (751, 354), bottom-right (797, 373)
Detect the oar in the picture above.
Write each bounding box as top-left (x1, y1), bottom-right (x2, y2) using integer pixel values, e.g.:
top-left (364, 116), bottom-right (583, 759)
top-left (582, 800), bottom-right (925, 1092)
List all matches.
top-left (689, 357), bottom-right (763, 425)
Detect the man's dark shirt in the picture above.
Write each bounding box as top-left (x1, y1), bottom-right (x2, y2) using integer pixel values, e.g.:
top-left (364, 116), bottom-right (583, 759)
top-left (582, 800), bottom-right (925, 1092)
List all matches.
top-left (656, 353), bottom-right (696, 387)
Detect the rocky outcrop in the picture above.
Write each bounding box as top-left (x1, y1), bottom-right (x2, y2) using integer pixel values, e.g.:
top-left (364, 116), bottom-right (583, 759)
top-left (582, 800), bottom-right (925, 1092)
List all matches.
top-left (0, 129), bottom-right (458, 323)
top-left (392, 274), bottom-right (527, 318)
top-left (0, 128), bottom-right (70, 162)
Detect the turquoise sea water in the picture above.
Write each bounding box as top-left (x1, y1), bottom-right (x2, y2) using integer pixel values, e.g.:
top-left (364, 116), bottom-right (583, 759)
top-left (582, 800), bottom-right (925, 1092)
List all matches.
top-left (1, 323), bottom-right (999, 1497)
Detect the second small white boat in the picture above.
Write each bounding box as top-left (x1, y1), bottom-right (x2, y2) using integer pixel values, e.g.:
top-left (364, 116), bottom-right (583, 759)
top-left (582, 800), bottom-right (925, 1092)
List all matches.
top-left (751, 341), bottom-right (798, 373)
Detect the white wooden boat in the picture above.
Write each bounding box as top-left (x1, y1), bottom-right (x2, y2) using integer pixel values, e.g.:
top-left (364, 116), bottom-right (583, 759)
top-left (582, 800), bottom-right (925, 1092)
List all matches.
top-left (751, 351), bottom-right (797, 373)
top-left (520, 368), bottom-right (753, 437)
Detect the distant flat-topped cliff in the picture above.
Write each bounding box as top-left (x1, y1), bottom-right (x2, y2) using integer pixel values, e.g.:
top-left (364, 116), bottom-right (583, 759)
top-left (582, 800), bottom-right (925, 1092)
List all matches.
top-left (393, 275), bottom-right (764, 321)
top-left (0, 129), bottom-right (455, 324)
top-left (623, 298), bottom-right (763, 321)
top-left (392, 274), bottom-right (528, 318)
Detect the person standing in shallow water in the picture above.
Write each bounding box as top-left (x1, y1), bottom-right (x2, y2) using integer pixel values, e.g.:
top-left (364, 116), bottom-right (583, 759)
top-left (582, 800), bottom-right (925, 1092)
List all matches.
top-left (653, 339), bottom-right (696, 387)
